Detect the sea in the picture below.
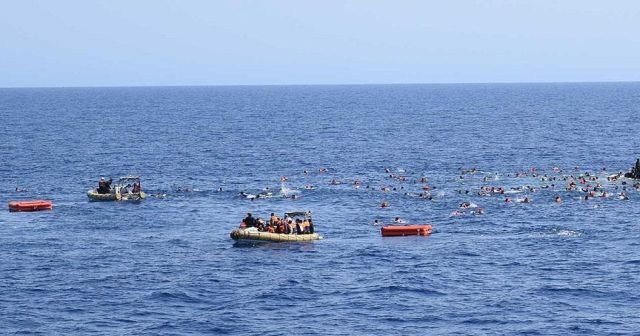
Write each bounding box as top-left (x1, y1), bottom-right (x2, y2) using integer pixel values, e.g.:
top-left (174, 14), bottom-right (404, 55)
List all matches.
top-left (0, 83), bottom-right (639, 335)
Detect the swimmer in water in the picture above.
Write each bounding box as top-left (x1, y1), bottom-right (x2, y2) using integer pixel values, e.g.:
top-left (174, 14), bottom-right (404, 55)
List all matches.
top-left (451, 210), bottom-right (465, 216)
top-left (554, 195), bottom-right (562, 203)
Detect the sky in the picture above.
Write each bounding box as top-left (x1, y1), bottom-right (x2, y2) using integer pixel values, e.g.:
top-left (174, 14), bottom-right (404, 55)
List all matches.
top-left (0, 0), bottom-right (639, 87)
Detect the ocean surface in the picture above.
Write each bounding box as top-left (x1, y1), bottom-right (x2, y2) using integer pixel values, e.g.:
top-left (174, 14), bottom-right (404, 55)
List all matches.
top-left (1, 83), bottom-right (639, 335)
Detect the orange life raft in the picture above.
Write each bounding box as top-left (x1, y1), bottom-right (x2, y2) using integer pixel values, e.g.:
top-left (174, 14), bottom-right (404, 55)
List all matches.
top-left (8, 200), bottom-right (53, 212)
top-left (381, 224), bottom-right (432, 237)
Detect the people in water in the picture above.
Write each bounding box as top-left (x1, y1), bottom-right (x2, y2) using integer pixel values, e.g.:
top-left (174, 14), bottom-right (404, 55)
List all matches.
top-left (97, 177), bottom-right (113, 194)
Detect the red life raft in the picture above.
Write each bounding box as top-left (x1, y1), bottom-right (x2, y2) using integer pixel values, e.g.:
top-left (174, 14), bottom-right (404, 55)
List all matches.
top-left (8, 200), bottom-right (53, 212)
top-left (381, 224), bottom-right (432, 237)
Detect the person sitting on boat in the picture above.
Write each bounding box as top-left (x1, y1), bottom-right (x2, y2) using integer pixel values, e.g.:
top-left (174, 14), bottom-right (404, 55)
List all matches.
top-left (287, 220), bottom-right (296, 234)
top-left (132, 182), bottom-right (141, 193)
top-left (256, 218), bottom-right (266, 231)
top-left (243, 213), bottom-right (256, 228)
top-left (121, 185), bottom-right (130, 194)
top-left (276, 220), bottom-right (286, 234)
top-left (295, 219), bottom-right (303, 234)
top-left (267, 223), bottom-right (276, 233)
top-left (97, 177), bottom-right (113, 194)
top-left (270, 213), bottom-right (279, 225)
top-left (307, 219), bottom-right (314, 234)
top-left (299, 218), bottom-right (312, 234)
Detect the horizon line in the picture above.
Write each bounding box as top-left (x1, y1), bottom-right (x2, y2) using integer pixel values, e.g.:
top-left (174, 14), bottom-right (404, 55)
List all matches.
top-left (1, 79), bottom-right (639, 90)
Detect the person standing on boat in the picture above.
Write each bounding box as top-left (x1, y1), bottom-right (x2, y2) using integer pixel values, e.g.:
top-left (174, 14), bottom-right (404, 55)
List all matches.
top-left (97, 177), bottom-right (112, 194)
top-left (243, 213), bottom-right (256, 227)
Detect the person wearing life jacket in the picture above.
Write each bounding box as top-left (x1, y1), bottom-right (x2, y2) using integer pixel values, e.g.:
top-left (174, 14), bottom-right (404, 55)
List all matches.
top-left (277, 219), bottom-right (286, 234)
top-left (267, 223), bottom-right (275, 233)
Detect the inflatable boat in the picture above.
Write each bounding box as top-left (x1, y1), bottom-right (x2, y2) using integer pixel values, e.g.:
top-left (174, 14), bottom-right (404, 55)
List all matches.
top-left (381, 224), bottom-right (433, 237)
top-left (230, 228), bottom-right (322, 242)
top-left (9, 200), bottom-right (53, 212)
top-left (231, 210), bottom-right (321, 243)
top-left (87, 176), bottom-right (146, 201)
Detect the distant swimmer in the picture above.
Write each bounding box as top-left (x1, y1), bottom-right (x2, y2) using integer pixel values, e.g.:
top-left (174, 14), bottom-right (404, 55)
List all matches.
top-left (554, 195), bottom-right (562, 203)
top-left (239, 191), bottom-right (257, 200)
top-left (450, 210), bottom-right (465, 217)
top-left (381, 200), bottom-right (389, 208)
top-left (618, 192), bottom-right (629, 200)
top-left (393, 217), bottom-right (406, 224)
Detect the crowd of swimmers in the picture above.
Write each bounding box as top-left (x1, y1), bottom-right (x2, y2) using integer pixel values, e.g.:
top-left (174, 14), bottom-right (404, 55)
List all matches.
top-left (241, 212), bottom-right (314, 234)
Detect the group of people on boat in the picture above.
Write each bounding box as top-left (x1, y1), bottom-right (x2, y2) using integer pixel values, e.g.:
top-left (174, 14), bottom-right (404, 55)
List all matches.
top-left (96, 177), bottom-right (141, 194)
top-left (241, 212), bottom-right (314, 234)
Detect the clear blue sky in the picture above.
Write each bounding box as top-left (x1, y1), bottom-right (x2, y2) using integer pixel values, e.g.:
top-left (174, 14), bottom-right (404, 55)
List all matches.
top-left (1, 0), bottom-right (639, 87)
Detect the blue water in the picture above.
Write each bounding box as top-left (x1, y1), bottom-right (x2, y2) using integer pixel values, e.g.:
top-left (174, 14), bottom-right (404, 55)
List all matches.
top-left (1, 83), bottom-right (639, 335)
